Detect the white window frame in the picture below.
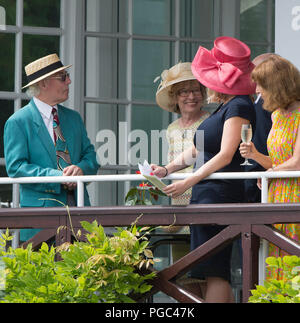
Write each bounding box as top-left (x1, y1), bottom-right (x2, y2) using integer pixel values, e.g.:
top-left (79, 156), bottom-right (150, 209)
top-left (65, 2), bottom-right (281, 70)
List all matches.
top-left (0, 0), bottom-right (276, 206)
top-left (0, 0), bottom-right (65, 205)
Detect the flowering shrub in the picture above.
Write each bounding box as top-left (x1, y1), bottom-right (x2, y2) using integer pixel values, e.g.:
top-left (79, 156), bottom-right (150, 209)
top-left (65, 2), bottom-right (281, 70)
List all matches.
top-left (125, 171), bottom-right (166, 206)
top-left (0, 220), bottom-right (156, 303)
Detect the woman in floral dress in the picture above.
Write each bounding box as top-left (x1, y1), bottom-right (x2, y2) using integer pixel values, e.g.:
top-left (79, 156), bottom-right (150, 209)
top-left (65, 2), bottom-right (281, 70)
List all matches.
top-left (155, 62), bottom-right (210, 208)
top-left (155, 62), bottom-right (210, 295)
top-left (240, 55), bottom-right (300, 279)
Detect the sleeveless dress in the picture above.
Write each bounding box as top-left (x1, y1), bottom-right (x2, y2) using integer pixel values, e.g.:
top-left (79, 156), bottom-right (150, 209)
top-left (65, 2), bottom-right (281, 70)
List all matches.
top-left (190, 95), bottom-right (255, 282)
top-left (266, 107), bottom-right (300, 280)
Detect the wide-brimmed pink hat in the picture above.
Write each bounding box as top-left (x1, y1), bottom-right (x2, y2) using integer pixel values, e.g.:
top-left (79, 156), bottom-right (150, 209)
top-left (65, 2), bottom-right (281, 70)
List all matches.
top-left (191, 36), bottom-right (256, 95)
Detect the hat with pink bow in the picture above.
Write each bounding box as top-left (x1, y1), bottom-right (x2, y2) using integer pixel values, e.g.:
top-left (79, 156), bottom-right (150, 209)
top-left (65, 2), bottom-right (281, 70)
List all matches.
top-left (191, 36), bottom-right (256, 95)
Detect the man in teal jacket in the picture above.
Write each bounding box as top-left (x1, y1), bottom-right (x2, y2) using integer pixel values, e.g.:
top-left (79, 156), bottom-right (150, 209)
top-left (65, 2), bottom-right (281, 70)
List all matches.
top-left (4, 54), bottom-right (99, 241)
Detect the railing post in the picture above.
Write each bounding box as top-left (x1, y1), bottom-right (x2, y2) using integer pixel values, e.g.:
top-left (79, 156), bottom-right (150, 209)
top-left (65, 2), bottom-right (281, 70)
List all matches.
top-left (12, 183), bottom-right (20, 208)
top-left (77, 180), bottom-right (84, 207)
top-left (241, 224), bottom-right (259, 303)
top-left (261, 176), bottom-right (268, 204)
top-left (259, 175), bottom-right (269, 285)
top-left (11, 183), bottom-right (20, 248)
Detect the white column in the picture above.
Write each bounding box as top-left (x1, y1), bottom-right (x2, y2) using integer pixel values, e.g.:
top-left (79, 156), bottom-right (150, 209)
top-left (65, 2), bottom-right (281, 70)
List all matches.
top-left (60, 0), bottom-right (85, 115)
top-left (275, 0), bottom-right (300, 70)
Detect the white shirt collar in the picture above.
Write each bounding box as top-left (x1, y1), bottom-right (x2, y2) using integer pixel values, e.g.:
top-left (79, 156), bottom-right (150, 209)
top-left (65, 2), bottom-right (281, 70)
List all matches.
top-left (33, 97), bottom-right (57, 119)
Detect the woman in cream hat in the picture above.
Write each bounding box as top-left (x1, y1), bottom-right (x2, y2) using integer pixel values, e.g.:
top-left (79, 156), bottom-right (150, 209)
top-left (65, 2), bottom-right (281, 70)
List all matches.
top-left (152, 37), bottom-right (256, 302)
top-left (155, 62), bottom-right (209, 205)
top-left (155, 62), bottom-right (210, 296)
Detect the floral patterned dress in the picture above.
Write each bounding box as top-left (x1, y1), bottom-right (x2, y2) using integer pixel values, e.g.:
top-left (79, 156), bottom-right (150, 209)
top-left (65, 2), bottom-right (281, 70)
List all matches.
top-left (266, 106), bottom-right (300, 279)
top-left (166, 112), bottom-right (210, 206)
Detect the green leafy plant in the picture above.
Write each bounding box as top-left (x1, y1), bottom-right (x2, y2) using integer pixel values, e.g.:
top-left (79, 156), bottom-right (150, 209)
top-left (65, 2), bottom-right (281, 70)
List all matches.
top-left (125, 171), bottom-right (166, 206)
top-left (249, 255), bottom-right (300, 303)
top-left (0, 220), bottom-right (156, 303)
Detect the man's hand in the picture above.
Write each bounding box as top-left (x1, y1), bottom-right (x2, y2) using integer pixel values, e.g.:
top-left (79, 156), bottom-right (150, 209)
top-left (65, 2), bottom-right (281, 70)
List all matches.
top-left (62, 165), bottom-right (84, 190)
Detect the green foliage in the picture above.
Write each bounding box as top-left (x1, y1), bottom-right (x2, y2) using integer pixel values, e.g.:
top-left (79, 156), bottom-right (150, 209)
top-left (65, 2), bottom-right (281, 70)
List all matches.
top-left (0, 221), bottom-right (156, 303)
top-left (249, 256), bottom-right (300, 303)
top-left (125, 182), bottom-right (166, 206)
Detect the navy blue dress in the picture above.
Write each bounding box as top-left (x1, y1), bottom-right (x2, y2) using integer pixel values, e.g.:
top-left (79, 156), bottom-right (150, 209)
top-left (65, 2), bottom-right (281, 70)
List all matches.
top-left (190, 95), bottom-right (256, 282)
top-left (244, 98), bottom-right (272, 202)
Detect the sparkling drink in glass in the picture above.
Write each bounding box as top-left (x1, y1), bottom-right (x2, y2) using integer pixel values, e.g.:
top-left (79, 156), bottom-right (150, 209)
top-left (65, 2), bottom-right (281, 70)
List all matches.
top-left (240, 124), bottom-right (253, 166)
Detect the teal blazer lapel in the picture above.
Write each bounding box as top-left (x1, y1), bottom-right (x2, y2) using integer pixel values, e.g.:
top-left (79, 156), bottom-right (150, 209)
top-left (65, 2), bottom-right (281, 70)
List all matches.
top-left (29, 100), bottom-right (57, 167)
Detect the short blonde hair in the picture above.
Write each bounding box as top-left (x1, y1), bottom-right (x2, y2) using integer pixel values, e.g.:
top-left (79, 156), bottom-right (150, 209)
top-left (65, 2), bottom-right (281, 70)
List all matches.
top-left (206, 88), bottom-right (233, 104)
top-left (168, 80), bottom-right (206, 113)
top-left (251, 55), bottom-right (300, 111)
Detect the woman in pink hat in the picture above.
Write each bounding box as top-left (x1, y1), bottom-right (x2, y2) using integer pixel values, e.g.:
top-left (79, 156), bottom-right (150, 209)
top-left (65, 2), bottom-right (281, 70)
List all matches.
top-left (152, 36), bottom-right (256, 302)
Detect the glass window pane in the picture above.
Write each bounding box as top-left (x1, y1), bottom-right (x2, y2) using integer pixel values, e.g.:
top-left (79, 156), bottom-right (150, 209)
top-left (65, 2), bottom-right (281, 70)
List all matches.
top-left (133, 40), bottom-right (175, 102)
top-left (180, 41), bottom-right (213, 62)
top-left (22, 99), bottom-right (30, 107)
top-left (0, 100), bottom-right (14, 158)
top-left (0, 33), bottom-right (15, 91)
top-left (249, 45), bottom-right (275, 60)
top-left (22, 35), bottom-right (60, 89)
top-left (85, 102), bottom-right (127, 165)
top-left (85, 103), bottom-right (121, 150)
top-left (180, 0), bottom-right (214, 38)
top-left (1, 101), bottom-right (13, 207)
top-left (240, 0), bottom-right (275, 43)
top-left (85, 103), bottom-right (127, 206)
top-left (133, 0), bottom-right (173, 36)
top-left (131, 105), bottom-right (170, 166)
top-left (0, 0), bottom-right (16, 25)
top-left (85, 37), bottom-right (128, 99)
top-left (0, 167), bottom-right (11, 204)
top-left (23, 0), bottom-right (61, 28)
top-left (86, 0), bottom-right (128, 33)
top-left (86, 103), bottom-right (170, 167)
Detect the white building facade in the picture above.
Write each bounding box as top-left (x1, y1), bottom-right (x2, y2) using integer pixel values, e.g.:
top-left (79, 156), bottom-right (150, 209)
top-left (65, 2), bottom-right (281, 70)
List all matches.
top-left (0, 0), bottom-right (278, 206)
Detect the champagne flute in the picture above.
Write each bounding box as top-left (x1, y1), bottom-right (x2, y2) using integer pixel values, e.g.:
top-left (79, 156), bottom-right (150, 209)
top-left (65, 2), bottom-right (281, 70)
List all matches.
top-left (240, 124), bottom-right (253, 166)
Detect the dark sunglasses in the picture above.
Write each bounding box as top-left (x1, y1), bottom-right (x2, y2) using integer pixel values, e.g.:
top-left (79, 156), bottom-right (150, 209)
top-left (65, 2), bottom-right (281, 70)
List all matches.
top-left (50, 72), bottom-right (70, 82)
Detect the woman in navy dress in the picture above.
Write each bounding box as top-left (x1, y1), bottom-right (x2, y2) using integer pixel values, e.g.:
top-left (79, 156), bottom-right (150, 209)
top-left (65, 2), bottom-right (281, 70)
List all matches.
top-left (152, 36), bottom-right (256, 302)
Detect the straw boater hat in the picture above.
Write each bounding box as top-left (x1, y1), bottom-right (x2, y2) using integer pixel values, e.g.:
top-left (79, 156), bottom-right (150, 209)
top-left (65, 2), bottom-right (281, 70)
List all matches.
top-left (22, 53), bottom-right (72, 89)
top-left (155, 62), bottom-right (198, 113)
top-left (191, 36), bottom-right (256, 95)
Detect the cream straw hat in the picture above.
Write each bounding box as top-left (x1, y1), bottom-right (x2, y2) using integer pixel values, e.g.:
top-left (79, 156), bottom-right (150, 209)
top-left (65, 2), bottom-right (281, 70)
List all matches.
top-left (22, 54), bottom-right (72, 89)
top-left (155, 62), bottom-right (198, 113)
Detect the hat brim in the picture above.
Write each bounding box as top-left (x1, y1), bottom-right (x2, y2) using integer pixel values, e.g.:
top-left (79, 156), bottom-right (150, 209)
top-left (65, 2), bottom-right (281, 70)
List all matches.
top-left (22, 65), bottom-right (72, 89)
top-left (156, 75), bottom-right (197, 112)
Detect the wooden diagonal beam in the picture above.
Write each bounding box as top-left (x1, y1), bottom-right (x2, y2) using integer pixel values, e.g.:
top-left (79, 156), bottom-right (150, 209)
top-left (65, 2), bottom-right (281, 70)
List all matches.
top-left (252, 224), bottom-right (300, 256)
top-left (160, 225), bottom-right (242, 282)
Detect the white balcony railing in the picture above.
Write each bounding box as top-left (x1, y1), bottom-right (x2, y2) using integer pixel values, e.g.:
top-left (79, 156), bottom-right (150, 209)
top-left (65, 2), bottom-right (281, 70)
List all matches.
top-left (1, 170), bottom-right (299, 206)
top-left (0, 170), bottom-right (299, 284)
